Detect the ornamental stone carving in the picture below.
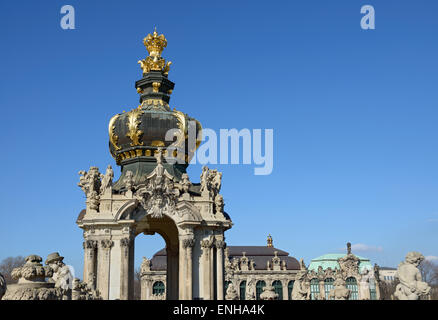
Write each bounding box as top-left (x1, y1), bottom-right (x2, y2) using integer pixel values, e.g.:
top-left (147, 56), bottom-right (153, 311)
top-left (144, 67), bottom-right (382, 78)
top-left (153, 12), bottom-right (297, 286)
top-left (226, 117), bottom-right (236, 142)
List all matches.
top-left (83, 240), bottom-right (98, 249)
top-left (225, 282), bottom-right (238, 300)
top-left (394, 251), bottom-right (431, 300)
top-left (199, 166), bottom-right (222, 200)
top-left (124, 170), bottom-right (135, 191)
top-left (120, 238), bottom-right (132, 247)
top-left (215, 240), bottom-right (226, 249)
top-left (101, 240), bottom-right (114, 249)
top-left (135, 150), bottom-right (179, 219)
top-left (78, 167), bottom-right (102, 211)
top-left (359, 268), bottom-right (372, 300)
top-left (328, 276), bottom-right (350, 300)
top-left (72, 278), bottom-right (102, 300)
top-left (291, 271), bottom-right (310, 300)
top-left (180, 173), bottom-right (191, 195)
top-left (338, 243), bottom-right (360, 276)
top-left (183, 238), bottom-right (195, 248)
top-left (0, 273), bottom-right (6, 300)
top-left (2, 254), bottom-right (62, 300)
top-left (245, 276), bottom-right (256, 300)
top-left (140, 257), bottom-right (151, 273)
top-left (260, 284), bottom-right (279, 300)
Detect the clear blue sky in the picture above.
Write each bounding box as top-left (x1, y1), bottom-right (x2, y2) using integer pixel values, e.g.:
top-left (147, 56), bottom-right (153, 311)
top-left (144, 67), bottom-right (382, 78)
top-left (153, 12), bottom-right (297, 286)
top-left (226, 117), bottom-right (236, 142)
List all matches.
top-left (0, 0), bottom-right (437, 277)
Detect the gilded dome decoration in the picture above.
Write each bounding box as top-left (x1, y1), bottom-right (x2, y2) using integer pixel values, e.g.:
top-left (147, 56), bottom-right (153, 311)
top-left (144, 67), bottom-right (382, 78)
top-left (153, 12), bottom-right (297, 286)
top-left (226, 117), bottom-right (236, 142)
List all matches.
top-left (108, 29), bottom-right (202, 191)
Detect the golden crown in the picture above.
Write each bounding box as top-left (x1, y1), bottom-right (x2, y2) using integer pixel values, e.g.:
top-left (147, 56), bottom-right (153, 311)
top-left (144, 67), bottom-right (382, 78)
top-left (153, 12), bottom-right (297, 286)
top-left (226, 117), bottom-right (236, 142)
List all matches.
top-left (143, 28), bottom-right (167, 58)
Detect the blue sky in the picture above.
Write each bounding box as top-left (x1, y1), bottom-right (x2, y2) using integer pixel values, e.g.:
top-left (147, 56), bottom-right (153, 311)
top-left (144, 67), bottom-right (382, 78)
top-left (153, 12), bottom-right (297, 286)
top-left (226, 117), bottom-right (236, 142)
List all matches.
top-left (0, 0), bottom-right (437, 277)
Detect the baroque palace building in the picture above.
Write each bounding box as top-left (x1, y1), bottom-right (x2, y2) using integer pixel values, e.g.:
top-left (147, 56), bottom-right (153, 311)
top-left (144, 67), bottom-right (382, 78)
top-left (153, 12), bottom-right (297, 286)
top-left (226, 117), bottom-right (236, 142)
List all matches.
top-left (76, 29), bottom-right (382, 300)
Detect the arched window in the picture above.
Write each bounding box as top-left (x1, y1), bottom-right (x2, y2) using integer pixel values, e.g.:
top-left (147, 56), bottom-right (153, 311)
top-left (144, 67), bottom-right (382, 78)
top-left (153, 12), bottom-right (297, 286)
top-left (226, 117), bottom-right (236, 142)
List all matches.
top-left (152, 281), bottom-right (165, 295)
top-left (256, 280), bottom-right (266, 300)
top-left (310, 278), bottom-right (320, 300)
top-left (324, 278), bottom-right (335, 300)
top-left (272, 280), bottom-right (283, 300)
top-left (369, 278), bottom-right (377, 300)
top-left (239, 281), bottom-right (246, 300)
top-left (346, 277), bottom-right (358, 300)
top-left (287, 280), bottom-right (295, 300)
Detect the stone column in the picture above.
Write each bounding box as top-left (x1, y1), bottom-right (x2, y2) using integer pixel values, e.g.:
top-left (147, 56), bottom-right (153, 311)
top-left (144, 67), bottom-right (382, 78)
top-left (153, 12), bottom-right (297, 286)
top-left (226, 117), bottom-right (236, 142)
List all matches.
top-left (183, 238), bottom-right (195, 300)
top-left (83, 240), bottom-right (97, 290)
top-left (215, 240), bottom-right (225, 300)
top-left (120, 237), bottom-right (132, 300)
top-left (210, 245), bottom-right (215, 299)
top-left (201, 239), bottom-right (212, 300)
top-left (99, 239), bottom-right (113, 300)
top-left (178, 238), bottom-right (187, 300)
top-left (282, 280), bottom-right (288, 300)
top-left (319, 279), bottom-right (325, 300)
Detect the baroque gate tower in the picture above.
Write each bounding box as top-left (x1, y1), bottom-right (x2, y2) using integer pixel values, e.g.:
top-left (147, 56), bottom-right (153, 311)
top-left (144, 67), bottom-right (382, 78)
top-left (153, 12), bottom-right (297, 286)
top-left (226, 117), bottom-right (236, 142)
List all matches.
top-left (76, 29), bottom-right (232, 300)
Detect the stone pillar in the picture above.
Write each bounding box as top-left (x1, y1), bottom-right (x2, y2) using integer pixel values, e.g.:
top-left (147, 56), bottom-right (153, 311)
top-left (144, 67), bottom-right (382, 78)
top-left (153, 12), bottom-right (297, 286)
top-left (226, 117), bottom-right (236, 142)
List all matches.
top-left (179, 238), bottom-right (187, 300)
top-left (210, 245), bottom-right (215, 299)
top-left (99, 239), bottom-right (113, 300)
top-left (183, 238), bottom-right (195, 300)
top-left (201, 239), bottom-right (212, 300)
top-left (83, 240), bottom-right (97, 290)
top-left (319, 280), bottom-right (325, 300)
top-left (215, 240), bottom-right (225, 300)
top-left (282, 280), bottom-right (288, 300)
top-left (120, 237), bottom-right (132, 300)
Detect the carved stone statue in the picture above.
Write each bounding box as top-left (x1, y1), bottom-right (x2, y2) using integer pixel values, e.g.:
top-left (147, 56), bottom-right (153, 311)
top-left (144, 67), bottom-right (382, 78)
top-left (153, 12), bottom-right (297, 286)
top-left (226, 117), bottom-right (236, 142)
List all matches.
top-left (45, 252), bottom-right (74, 299)
top-left (291, 271), bottom-right (310, 300)
top-left (141, 257), bottom-right (151, 273)
top-left (200, 166), bottom-right (209, 194)
top-left (214, 194), bottom-right (224, 214)
top-left (100, 165), bottom-right (114, 195)
top-left (359, 268), bottom-right (372, 300)
top-left (328, 277), bottom-right (350, 300)
top-left (180, 173), bottom-right (191, 194)
top-left (78, 167), bottom-right (102, 211)
top-left (225, 282), bottom-right (239, 300)
top-left (0, 273), bottom-right (6, 300)
top-left (246, 276), bottom-right (256, 300)
top-left (260, 284), bottom-right (279, 300)
top-left (124, 171), bottom-right (134, 191)
top-left (394, 251), bottom-right (431, 300)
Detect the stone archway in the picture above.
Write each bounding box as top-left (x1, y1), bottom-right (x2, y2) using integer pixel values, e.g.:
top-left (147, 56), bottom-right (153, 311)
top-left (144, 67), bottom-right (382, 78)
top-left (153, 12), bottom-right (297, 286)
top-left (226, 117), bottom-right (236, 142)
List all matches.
top-left (77, 155), bottom-right (232, 300)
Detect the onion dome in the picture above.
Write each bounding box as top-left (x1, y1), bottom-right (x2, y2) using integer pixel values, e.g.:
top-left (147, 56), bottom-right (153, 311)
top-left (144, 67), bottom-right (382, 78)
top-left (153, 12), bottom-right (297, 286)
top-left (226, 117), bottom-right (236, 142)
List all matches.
top-left (109, 29), bottom-right (202, 191)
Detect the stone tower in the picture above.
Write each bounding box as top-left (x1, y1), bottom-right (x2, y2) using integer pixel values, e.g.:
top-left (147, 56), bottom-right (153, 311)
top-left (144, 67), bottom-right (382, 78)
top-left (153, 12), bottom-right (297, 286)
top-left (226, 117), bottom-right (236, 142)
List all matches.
top-left (76, 29), bottom-right (232, 300)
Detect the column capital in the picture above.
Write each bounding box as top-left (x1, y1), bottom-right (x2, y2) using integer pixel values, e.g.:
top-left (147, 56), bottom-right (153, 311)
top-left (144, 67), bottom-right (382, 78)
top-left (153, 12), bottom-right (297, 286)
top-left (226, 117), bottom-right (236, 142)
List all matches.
top-left (120, 237), bottom-right (132, 247)
top-left (100, 239), bottom-right (114, 249)
top-left (215, 240), bottom-right (226, 249)
top-left (83, 239), bottom-right (98, 249)
top-left (183, 238), bottom-right (195, 248)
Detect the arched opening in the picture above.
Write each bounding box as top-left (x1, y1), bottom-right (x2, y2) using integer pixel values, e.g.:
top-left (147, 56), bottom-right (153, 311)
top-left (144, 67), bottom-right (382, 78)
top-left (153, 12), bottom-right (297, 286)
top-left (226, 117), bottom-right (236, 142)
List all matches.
top-left (256, 280), bottom-right (266, 300)
top-left (239, 281), bottom-right (246, 300)
top-left (134, 232), bottom-right (166, 300)
top-left (287, 280), bottom-right (294, 300)
top-left (272, 280), bottom-right (283, 300)
top-left (324, 278), bottom-right (334, 300)
top-left (135, 213), bottom-right (180, 300)
top-left (346, 277), bottom-right (358, 300)
top-left (310, 278), bottom-right (320, 300)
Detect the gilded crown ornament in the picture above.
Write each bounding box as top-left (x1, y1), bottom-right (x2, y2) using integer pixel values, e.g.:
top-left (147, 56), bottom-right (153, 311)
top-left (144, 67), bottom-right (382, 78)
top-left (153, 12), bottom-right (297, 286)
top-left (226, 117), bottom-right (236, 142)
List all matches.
top-left (138, 28), bottom-right (172, 75)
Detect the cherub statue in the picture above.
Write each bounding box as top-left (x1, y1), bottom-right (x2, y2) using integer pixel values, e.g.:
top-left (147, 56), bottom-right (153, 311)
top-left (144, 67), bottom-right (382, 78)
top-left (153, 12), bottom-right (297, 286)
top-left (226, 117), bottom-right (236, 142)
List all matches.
top-left (225, 283), bottom-right (239, 300)
top-left (394, 251), bottom-right (431, 300)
